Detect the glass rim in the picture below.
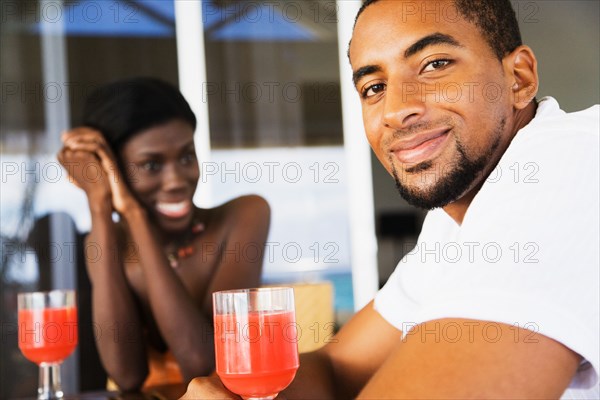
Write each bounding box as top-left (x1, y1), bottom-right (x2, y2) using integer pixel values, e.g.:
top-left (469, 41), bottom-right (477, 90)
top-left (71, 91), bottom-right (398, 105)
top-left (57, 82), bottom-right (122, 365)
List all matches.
top-left (17, 289), bottom-right (76, 303)
top-left (17, 289), bottom-right (76, 298)
top-left (213, 286), bottom-right (293, 296)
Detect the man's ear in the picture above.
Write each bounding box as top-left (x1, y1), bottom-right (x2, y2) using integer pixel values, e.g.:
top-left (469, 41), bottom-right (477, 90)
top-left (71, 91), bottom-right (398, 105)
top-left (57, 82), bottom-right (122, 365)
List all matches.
top-left (503, 45), bottom-right (539, 110)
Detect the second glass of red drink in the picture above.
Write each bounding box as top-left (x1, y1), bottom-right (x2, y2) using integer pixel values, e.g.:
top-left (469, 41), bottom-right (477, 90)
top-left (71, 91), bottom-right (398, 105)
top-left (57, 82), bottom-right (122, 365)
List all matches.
top-left (213, 287), bottom-right (299, 400)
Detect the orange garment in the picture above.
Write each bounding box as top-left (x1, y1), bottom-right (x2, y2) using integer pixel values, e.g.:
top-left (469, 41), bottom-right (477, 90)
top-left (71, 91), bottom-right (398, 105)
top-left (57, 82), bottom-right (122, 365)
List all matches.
top-left (143, 348), bottom-right (184, 388)
top-left (106, 348), bottom-right (183, 391)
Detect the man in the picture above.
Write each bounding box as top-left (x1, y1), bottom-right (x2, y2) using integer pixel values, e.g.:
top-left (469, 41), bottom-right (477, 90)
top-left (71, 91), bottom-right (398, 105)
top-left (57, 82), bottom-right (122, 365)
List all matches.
top-left (183, 0), bottom-right (599, 398)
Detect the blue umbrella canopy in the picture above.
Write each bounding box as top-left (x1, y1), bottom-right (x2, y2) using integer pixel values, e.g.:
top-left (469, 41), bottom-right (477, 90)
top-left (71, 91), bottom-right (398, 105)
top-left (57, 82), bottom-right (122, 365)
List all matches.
top-left (204, 1), bottom-right (317, 41)
top-left (32, 0), bottom-right (317, 41)
top-left (32, 0), bottom-right (175, 37)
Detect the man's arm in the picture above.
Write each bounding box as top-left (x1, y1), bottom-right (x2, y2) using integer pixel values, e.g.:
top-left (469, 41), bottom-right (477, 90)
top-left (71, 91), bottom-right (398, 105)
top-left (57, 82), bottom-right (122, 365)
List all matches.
top-left (181, 300), bottom-right (403, 399)
top-left (358, 318), bottom-right (581, 399)
top-left (182, 306), bottom-right (581, 399)
top-left (282, 300), bottom-right (403, 399)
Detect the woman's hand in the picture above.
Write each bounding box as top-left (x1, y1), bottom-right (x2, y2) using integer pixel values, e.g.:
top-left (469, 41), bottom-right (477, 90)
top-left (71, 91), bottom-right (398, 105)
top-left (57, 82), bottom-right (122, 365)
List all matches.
top-left (58, 128), bottom-right (112, 212)
top-left (58, 127), bottom-right (139, 215)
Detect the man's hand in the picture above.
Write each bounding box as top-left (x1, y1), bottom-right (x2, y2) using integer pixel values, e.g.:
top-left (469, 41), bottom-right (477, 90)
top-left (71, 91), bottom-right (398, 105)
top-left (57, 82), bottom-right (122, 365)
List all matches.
top-left (180, 375), bottom-right (238, 399)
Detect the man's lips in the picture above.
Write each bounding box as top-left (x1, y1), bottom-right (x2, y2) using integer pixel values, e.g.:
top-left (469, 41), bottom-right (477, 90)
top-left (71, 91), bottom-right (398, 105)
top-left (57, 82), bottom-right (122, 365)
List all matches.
top-left (155, 200), bottom-right (192, 219)
top-left (390, 128), bottom-right (451, 165)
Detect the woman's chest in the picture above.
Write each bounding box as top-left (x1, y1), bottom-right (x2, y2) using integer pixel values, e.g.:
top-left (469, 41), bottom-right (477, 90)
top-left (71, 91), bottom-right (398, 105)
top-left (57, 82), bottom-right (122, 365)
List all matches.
top-left (123, 234), bottom-right (223, 307)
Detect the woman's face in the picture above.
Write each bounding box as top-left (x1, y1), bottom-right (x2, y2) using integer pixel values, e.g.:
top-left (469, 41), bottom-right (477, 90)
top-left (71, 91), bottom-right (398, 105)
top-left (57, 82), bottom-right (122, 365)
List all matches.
top-left (119, 119), bottom-right (199, 233)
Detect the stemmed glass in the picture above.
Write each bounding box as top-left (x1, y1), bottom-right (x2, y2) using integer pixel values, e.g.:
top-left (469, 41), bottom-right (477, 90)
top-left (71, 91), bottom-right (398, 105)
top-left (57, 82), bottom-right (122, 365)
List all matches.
top-left (18, 290), bottom-right (78, 400)
top-left (213, 287), bottom-right (300, 400)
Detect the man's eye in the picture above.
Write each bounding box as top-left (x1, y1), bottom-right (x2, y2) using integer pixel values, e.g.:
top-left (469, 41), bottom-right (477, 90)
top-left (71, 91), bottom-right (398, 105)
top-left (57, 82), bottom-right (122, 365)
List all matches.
top-left (423, 59), bottom-right (452, 73)
top-left (362, 83), bottom-right (386, 99)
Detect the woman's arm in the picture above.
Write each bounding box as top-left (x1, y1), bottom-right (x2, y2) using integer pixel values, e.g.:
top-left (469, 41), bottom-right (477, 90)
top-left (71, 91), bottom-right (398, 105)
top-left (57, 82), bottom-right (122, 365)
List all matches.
top-left (121, 207), bottom-right (216, 381)
top-left (134, 195), bottom-right (270, 381)
top-left (85, 208), bottom-right (149, 390)
top-left (58, 136), bottom-right (149, 390)
top-left (200, 195), bottom-right (271, 314)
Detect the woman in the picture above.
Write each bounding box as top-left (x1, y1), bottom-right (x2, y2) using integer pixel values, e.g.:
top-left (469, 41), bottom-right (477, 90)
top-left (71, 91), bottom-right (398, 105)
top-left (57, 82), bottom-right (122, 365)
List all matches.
top-left (58, 77), bottom-right (270, 390)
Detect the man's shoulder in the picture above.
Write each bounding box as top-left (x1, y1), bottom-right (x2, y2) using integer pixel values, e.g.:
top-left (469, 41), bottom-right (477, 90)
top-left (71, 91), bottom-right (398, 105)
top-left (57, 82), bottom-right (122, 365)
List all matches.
top-left (524, 100), bottom-right (599, 142)
top-left (562, 103), bottom-right (600, 122)
top-left (543, 104), bottom-right (598, 135)
top-left (470, 101), bottom-right (598, 227)
top-left (503, 100), bottom-right (598, 168)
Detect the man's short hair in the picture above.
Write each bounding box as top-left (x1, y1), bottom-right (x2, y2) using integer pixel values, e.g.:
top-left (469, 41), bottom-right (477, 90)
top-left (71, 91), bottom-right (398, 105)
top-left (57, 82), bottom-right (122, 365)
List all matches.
top-left (355, 0), bottom-right (523, 60)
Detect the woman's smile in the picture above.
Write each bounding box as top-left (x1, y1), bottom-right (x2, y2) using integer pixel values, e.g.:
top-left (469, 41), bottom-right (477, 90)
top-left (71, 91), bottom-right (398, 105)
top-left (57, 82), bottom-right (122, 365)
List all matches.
top-left (156, 199), bottom-right (193, 219)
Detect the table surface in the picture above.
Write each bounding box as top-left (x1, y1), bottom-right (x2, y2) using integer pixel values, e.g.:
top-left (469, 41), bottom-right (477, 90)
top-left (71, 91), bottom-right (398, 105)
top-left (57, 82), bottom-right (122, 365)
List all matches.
top-left (17, 384), bottom-right (186, 400)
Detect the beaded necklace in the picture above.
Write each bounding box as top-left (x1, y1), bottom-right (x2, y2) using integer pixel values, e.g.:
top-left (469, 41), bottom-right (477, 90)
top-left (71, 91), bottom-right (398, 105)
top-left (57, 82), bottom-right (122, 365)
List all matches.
top-left (166, 221), bottom-right (205, 268)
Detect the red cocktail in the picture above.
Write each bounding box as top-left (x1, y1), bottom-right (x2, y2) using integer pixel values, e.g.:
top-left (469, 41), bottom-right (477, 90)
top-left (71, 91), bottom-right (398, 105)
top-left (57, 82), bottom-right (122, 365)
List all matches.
top-left (214, 288), bottom-right (299, 400)
top-left (18, 290), bottom-right (78, 400)
top-left (19, 306), bottom-right (78, 364)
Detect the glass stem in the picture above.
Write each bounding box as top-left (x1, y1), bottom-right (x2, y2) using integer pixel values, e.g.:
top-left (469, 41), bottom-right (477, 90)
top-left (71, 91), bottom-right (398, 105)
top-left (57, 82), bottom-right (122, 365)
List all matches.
top-left (38, 363), bottom-right (63, 400)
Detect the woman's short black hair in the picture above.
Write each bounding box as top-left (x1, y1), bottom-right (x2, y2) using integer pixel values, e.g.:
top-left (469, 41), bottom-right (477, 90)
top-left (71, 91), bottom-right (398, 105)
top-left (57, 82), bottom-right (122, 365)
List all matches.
top-left (82, 77), bottom-right (196, 152)
top-left (355, 0), bottom-right (522, 60)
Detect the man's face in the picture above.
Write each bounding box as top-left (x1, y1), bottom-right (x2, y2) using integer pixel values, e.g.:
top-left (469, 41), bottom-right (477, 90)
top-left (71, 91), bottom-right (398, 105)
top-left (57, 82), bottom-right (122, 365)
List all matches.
top-left (349, 0), bottom-right (515, 209)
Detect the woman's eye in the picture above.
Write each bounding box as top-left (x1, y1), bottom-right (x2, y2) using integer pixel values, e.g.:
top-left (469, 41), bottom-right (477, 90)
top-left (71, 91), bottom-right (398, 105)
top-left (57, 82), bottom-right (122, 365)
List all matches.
top-left (142, 161), bottom-right (161, 172)
top-left (423, 59), bottom-right (452, 73)
top-left (362, 83), bottom-right (386, 99)
top-left (180, 152), bottom-right (197, 165)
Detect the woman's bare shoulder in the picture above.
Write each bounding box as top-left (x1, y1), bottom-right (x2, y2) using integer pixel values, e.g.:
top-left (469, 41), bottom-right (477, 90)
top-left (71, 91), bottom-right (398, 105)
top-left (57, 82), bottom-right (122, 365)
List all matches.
top-left (200, 195), bottom-right (270, 223)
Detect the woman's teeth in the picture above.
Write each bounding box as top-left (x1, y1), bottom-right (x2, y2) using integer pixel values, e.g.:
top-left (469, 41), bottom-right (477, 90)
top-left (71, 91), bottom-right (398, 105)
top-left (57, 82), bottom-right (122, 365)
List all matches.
top-left (156, 201), bottom-right (191, 218)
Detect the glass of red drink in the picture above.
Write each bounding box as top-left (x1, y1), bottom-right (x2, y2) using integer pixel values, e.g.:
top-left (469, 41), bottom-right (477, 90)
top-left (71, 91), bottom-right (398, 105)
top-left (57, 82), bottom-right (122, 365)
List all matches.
top-left (18, 290), bottom-right (78, 400)
top-left (213, 287), bottom-right (299, 400)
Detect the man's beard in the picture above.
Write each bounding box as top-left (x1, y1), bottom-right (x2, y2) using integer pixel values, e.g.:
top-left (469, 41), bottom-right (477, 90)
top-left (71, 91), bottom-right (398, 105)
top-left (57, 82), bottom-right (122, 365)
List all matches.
top-left (390, 120), bottom-right (504, 210)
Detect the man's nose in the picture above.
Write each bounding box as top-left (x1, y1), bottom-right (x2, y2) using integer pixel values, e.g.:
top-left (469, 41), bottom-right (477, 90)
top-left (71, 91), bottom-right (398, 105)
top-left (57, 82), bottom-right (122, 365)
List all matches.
top-left (382, 81), bottom-right (426, 130)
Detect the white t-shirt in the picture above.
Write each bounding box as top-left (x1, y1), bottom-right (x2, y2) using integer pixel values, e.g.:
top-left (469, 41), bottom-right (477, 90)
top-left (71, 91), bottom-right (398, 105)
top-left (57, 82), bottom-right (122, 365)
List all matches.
top-left (374, 97), bottom-right (600, 399)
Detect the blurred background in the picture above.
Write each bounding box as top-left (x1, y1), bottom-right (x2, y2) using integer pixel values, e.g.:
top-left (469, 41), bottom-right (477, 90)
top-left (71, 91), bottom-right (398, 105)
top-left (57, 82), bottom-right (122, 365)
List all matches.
top-left (1, 0), bottom-right (598, 397)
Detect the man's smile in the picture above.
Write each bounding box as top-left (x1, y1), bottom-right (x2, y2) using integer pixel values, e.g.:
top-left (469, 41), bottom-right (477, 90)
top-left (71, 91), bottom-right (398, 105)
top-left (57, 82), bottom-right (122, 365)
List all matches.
top-left (390, 127), bottom-right (452, 166)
